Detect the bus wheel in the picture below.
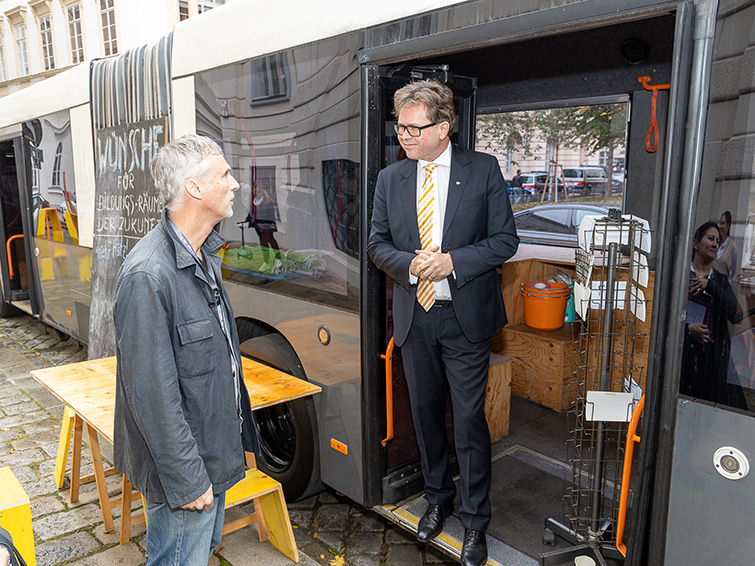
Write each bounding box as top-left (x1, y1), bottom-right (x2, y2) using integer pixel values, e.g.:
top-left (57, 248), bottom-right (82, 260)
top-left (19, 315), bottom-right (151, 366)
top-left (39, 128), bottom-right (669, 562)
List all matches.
top-left (239, 333), bottom-right (322, 502)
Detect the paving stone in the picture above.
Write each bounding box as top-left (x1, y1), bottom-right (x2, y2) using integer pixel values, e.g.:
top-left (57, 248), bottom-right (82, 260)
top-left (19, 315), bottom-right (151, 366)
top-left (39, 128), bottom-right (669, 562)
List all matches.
top-left (68, 541), bottom-right (146, 565)
top-left (351, 511), bottom-right (386, 532)
top-left (0, 444), bottom-right (8, 456)
top-left (0, 393), bottom-right (28, 405)
top-left (0, 447), bottom-right (45, 467)
top-left (21, 418), bottom-right (60, 436)
top-left (0, 426), bottom-right (23, 441)
top-left (383, 542), bottom-right (424, 565)
top-left (6, 464), bottom-right (36, 483)
top-left (35, 532), bottom-right (100, 566)
top-left (293, 494), bottom-right (319, 509)
top-left (0, 409), bottom-right (50, 428)
top-left (385, 526), bottom-right (417, 544)
top-left (22, 474), bottom-right (59, 497)
top-left (345, 532), bottom-right (383, 555)
top-left (11, 429), bottom-right (59, 451)
top-left (348, 555), bottom-right (381, 566)
top-left (317, 491), bottom-right (341, 504)
top-left (40, 441), bottom-right (59, 458)
top-left (289, 509), bottom-right (314, 529)
top-left (30, 495), bottom-right (65, 518)
top-left (425, 545), bottom-right (457, 563)
top-left (33, 504), bottom-right (103, 540)
top-left (315, 530), bottom-right (343, 552)
top-left (315, 503), bottom-right (350, 530)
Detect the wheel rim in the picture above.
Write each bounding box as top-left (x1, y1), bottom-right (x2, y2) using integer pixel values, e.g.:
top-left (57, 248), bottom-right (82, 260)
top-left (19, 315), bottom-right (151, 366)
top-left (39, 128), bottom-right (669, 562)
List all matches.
top-left (253, 403), bottom-right (297, 473)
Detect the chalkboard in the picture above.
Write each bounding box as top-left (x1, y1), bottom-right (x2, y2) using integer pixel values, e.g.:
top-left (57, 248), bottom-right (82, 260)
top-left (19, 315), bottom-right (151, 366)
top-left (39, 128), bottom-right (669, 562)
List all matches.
top-left (88, 117), bottom-right (168, 359)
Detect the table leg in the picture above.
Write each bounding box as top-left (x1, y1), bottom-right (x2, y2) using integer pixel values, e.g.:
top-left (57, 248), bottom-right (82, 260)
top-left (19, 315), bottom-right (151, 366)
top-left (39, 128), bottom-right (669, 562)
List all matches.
top-left (120, 475), bottom-right (132, 545)
top-left (85, 423), bottom-right (115, 533)
top-left (54, 407), bottom-right (75, 489)
top-left (69, 415), bottom-right (83, 503)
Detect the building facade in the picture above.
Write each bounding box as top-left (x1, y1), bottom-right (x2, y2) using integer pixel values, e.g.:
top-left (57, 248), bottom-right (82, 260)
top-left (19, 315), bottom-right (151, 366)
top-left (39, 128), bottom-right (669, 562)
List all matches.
top-left (0, 0), bottom-right (226, 98)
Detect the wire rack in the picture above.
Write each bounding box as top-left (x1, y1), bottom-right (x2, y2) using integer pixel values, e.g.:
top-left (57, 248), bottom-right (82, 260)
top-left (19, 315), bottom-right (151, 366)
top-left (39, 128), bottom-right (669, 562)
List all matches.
top-left (542, 211), bottom-right (650, 565)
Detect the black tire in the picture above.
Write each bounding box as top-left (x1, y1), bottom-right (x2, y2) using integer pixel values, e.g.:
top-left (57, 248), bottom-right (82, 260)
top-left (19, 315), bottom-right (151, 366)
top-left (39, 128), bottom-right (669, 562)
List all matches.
top-left (239, 333), bottom-right (323, 501)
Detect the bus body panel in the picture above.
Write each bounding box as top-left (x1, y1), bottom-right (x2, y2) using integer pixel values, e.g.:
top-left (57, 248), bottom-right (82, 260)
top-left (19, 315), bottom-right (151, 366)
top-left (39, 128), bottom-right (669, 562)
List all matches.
top-left (169, 0), bottom-right (465, 78)
top-left (225, 281), bottom-right (363, 503)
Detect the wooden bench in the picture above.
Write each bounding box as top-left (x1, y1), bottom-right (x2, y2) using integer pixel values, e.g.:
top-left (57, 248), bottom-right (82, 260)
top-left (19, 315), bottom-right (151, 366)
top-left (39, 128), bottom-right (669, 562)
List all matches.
top-left (31, 356), bottom-right (320, 561)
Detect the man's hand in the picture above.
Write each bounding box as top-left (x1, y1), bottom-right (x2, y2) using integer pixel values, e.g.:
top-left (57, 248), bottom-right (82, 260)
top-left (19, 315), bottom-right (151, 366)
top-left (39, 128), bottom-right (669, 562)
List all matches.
top-left (413, 246), bottom-right (454, 282)
top-left (180, 485), bottom-right (214, 511)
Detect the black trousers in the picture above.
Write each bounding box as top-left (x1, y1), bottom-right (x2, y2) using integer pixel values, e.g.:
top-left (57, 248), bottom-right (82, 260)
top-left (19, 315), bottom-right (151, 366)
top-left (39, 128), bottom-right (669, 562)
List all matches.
top-left (400, 300), bottom-right (492, 532)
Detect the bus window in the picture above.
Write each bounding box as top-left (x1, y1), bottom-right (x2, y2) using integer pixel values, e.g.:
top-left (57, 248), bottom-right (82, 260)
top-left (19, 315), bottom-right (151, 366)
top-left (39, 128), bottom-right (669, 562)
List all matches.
top-left (195, 34), bottom-right (361, 312)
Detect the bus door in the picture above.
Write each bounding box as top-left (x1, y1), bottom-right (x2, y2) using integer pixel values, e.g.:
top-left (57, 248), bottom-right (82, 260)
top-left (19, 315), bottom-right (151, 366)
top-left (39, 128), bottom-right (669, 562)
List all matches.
top-left (362, 64), bottom-right (478, 507)
top-left (647, 3), bottom-right (755, 564)
top-left (0, 136), bottom-right (38, 317)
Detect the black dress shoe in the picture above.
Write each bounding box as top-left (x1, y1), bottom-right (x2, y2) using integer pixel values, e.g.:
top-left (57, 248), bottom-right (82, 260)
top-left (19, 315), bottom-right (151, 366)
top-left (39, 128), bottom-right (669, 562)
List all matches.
top-left (461, 529), bottom-right (487, 566)
top-left (416, 502), bottom-right (454, 542)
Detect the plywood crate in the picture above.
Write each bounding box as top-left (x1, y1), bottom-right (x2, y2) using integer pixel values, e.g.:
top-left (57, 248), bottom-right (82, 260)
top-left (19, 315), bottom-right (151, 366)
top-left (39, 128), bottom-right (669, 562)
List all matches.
top-left (491, 323), bottom-right (580, 411)
top-left (485, 354), bottom-right (512, 442)
top-left (0, 467), bottom-right (36, 566)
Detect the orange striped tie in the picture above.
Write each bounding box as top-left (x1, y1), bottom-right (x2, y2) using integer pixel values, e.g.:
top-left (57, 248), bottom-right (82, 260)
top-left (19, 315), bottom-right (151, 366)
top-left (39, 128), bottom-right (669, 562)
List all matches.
top-left (417, 163), bottom-right (437, 311)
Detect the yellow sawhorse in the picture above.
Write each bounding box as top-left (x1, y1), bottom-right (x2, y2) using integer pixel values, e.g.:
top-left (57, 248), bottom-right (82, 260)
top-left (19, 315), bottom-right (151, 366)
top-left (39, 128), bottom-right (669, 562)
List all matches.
top-left (54, 406), bottom-right (143, 540)
top-left (0, 467), bottom-right (37, 566)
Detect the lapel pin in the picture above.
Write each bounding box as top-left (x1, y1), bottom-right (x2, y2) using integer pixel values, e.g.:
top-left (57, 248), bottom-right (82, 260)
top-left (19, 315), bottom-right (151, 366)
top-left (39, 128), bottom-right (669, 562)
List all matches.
top-left (455, 180), bottom-right (461, 185)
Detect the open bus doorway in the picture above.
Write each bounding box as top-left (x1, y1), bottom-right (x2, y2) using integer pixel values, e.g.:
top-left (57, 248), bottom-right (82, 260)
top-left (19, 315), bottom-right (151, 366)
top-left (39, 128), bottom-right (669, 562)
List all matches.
top-left (364, 9), bottom-right (677, 566)
top-left (0, 138), bottom-right (33, 317)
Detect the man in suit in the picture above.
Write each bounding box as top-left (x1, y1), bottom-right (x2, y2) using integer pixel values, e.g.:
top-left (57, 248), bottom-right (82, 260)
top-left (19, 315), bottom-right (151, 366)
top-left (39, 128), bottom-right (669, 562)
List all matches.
top-left (367, 80), bottom-right (519, 566)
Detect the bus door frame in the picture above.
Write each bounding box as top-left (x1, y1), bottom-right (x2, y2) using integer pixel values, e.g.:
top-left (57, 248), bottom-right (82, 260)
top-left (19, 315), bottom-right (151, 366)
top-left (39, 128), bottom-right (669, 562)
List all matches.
top-left (0, 133), bottom-right (40, 315)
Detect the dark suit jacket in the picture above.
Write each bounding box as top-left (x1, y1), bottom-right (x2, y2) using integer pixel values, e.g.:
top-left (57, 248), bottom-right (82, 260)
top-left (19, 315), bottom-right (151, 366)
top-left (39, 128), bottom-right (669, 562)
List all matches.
top-left (367, 145), bottom-right (519, 346)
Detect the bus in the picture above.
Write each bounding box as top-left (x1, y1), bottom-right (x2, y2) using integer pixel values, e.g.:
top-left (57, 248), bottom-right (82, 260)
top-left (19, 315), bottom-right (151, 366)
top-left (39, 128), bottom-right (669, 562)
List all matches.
top-left (0, 1), bottom-right (753, 564)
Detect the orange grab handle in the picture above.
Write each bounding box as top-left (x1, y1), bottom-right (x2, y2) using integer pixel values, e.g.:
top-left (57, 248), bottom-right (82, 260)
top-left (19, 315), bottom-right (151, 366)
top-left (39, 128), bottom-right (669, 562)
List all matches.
top-left (6, 234), bottom-right (24, 279)
top-left (380, 337), bottom-right (395, 446)
top-left (616, 394), bottom-right (645, 557)
top-left (638, 76), bottom-right (670, 153)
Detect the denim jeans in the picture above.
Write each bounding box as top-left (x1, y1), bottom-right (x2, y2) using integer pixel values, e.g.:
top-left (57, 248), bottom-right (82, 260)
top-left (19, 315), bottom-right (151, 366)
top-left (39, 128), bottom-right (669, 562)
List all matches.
top-left (145, 492), bottom-right (226, 566)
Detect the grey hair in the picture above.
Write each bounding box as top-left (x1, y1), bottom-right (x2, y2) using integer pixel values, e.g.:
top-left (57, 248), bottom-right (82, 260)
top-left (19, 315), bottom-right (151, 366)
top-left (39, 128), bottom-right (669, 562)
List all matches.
top-left (393, 79), bottom-right (456, 131)
top-left (151, 134), bottom-right (223, 211)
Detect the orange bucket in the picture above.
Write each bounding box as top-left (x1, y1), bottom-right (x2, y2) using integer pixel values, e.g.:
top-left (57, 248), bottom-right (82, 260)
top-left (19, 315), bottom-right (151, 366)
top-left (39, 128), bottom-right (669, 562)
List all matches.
top-left (520, 282), bottom-right (571, 330)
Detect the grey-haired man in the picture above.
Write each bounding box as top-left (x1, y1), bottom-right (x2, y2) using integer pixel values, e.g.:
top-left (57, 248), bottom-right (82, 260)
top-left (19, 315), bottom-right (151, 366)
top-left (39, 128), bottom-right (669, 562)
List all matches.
top-left (113, 134), bottom-right (257, 565)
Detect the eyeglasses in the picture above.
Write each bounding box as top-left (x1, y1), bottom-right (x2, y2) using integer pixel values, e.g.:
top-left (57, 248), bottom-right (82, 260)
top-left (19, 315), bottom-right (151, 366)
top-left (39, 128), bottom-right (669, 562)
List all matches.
top-left (393, 122), bottom-right (437, 137)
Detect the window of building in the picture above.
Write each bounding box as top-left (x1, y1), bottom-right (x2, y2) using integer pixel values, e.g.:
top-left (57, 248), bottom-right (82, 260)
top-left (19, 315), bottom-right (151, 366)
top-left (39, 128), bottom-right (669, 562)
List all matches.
top-left (14, 25), bottom-right (29, 77)
top-left (39, 14), bottom-right (55, 71)
top-left (52, 142), bottom-right (63, 187)
top-left (100, 0), bottom-right (118, 56)
top-left (250, 52), bottom-right (289, 105)
top-left (198, 0), bottom-right (224, 13)
top-left (178, 1), bottom-right (189, 20)
top-left (67, 4), bottom-right (85, 64)
top-left (0, 34), bottom-right (7, 81)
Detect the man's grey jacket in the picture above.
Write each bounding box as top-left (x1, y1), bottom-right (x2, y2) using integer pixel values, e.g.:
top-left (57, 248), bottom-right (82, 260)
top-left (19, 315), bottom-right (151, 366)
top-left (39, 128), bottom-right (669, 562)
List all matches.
top-left (113, 211), bottom-right (257, 509)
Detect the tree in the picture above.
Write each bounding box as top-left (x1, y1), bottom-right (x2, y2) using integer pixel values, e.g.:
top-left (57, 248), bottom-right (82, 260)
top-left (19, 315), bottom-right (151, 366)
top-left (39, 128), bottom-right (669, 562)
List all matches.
top-left (476, 111), bottom-right (536, 163)
top-left (574, 104), bottom-right (627, 196)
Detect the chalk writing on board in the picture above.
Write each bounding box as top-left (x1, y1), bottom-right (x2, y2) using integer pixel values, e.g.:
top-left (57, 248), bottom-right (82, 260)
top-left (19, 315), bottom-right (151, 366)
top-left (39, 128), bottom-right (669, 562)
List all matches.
top-left (88, 117), bottom-right (169, 360)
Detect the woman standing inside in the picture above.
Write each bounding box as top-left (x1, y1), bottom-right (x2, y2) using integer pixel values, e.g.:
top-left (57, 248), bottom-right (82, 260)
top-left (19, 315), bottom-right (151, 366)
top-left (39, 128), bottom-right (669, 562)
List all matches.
top-left (681, 221), bottom-right (745, 408)
top-left (713, 210), bottom-right (739, 283)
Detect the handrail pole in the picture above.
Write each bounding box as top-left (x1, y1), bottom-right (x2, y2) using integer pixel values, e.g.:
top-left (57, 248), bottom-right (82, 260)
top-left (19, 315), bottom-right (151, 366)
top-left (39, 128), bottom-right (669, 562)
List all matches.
top-left (6, 234), bottom-right (24, 280)
top-left (616, 394), bottom-right (645, 557)
top-left (380, 338), bottom-right (395, 446)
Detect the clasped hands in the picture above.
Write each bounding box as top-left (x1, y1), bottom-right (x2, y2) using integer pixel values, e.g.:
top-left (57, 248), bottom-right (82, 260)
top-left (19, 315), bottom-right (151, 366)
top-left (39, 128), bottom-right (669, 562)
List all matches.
top-left (411, 245), bottom-right (453, 282)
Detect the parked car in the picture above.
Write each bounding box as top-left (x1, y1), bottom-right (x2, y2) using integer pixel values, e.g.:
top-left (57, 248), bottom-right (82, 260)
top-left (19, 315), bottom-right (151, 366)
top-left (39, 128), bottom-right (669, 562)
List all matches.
top-left (563, 166), bottom-right (608, 195)
top-left (513, 202), bottom-right (615, 246)
top-left (520, 173), bottom-right (565, 197)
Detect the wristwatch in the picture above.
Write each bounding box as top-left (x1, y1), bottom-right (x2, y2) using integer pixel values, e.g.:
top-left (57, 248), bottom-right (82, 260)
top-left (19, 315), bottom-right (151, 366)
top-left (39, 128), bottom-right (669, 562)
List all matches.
top-left (0, 544), bottom-right (11, 565)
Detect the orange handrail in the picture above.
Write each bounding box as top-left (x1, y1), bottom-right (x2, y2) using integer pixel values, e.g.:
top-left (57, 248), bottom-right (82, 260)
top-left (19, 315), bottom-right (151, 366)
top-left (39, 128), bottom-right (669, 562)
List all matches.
top-left (380, 337), bottom-right (395, 446)
top-left (6, 234), bottom-right (24, 279)
top-left (638, 76), bottom-right (671, 153)
top-left (616, 394), bottom-right (645, 557)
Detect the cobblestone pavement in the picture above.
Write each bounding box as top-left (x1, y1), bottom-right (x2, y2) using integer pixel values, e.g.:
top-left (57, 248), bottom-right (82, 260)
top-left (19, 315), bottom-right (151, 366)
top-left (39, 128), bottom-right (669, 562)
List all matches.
top-left (0, 313), bottom-right (455, 566)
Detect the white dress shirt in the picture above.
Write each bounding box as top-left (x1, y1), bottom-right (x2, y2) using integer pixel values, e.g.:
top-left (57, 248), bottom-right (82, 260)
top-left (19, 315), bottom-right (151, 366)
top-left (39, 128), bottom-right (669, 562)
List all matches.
top-left (409, 144), bottom-right (453, 300)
